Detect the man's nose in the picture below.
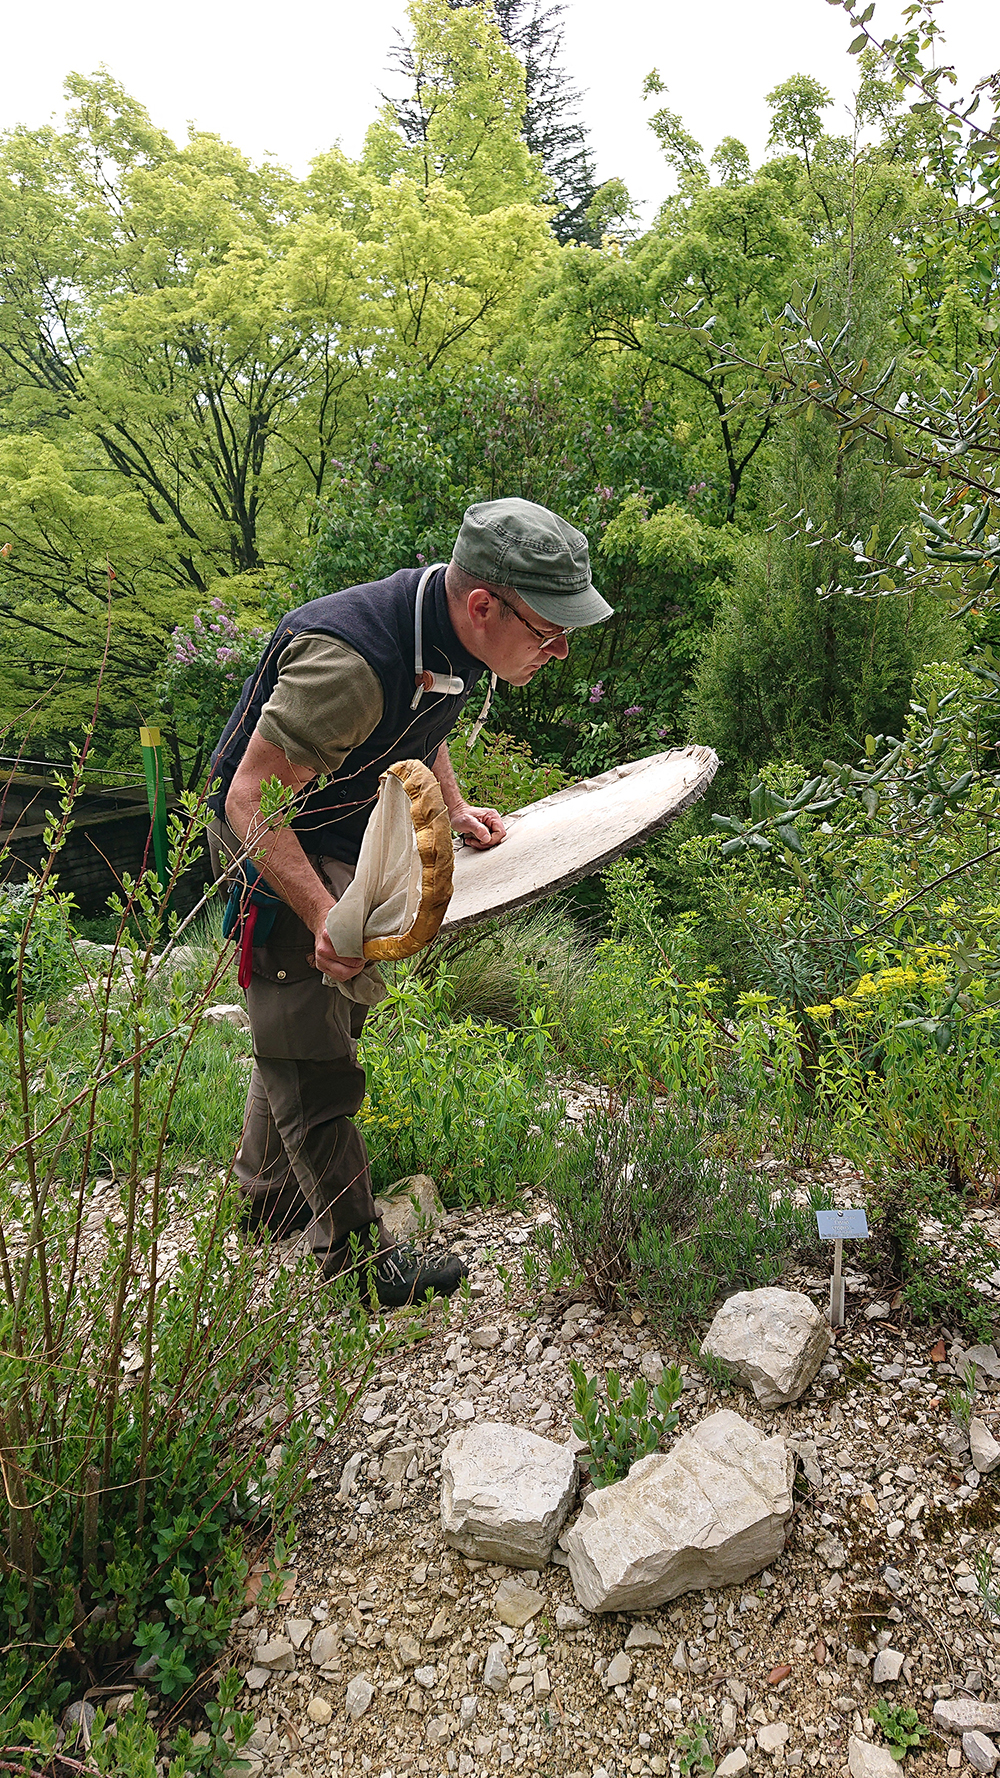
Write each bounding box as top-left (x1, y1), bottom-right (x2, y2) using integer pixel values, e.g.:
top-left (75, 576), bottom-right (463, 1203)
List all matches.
top-left (546, 633), bottom-right (570, 659)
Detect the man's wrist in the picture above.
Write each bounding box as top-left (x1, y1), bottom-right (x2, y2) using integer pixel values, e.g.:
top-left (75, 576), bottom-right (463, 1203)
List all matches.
top-left (306, 892), bottom-right (337, 938)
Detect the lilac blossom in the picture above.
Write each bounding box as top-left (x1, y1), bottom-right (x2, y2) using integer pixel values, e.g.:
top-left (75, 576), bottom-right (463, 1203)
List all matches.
top-left (589, 682), bottom-right (605, 705)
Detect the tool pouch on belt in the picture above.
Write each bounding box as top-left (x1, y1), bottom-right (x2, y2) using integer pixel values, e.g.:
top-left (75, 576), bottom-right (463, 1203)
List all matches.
top-left (221, 861), bottom-right (283, 990)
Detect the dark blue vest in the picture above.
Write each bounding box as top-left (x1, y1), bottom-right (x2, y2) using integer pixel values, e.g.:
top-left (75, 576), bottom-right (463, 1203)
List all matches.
top-left (209, 566), bottom-right (481, 865)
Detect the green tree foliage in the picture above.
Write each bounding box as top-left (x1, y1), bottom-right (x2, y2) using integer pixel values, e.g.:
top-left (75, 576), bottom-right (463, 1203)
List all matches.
top-left (388, 0), bottom-right (602, 243)
top-left (685, 412), bottom-right (958, 775)
top-left (0, 0), bottom-right (992, 803)
top-left (540, 150), bottom-right (808, 521)
top-left (0, 23), bottom-right (552, 768)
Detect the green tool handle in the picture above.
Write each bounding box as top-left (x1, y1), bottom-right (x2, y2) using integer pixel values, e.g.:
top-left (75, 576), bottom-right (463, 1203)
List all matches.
top-left (139, 726), bottom-right (169, 892)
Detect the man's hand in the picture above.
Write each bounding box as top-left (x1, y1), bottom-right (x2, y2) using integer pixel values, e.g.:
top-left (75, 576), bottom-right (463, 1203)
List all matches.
top-left (309, 923), bottom-right (365, 980)
top-left (450, 802), bottom-right (506, 850)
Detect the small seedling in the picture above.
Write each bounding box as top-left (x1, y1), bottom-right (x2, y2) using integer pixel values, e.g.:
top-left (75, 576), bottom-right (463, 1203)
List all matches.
top-left (676, 1717), bottom-right (715, 1778)
top-left (690, 1341), bottom-right (734, 1393)
top-left (948, 1358), bottom-right (978, 1429)
top-left (870, 1701), bottom-right (927, 1761)
top-left (570, 1360), bottom-right (682, 1488)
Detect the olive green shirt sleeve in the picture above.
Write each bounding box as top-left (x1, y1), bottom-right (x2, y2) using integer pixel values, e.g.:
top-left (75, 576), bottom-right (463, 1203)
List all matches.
top-left (257, 633), bottom-right (385, 774)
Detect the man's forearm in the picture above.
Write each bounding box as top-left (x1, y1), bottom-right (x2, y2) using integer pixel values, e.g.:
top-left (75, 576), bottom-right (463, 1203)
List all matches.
top-left (225, 739), bottom-right (335, 934)
top-left (432, 742), bottom-right (465, 816)
top-left (238, 815), bottom-right (334, 932)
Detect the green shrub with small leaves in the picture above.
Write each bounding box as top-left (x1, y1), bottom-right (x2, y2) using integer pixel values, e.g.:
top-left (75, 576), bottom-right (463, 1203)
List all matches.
top-left (546, 1095), bottom-right (821, 1335)
top-left (570, 1361), bottom-right (682, 1487)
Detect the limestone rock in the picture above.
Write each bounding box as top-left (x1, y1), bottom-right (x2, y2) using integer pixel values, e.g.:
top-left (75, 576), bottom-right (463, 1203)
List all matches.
top-left (872, 1648), bottom-right (905, 1683)
top-left (757, 1724), bottom-right (789, 1754)
top-left (848, 1737), bottom-right (900, 1778)
top-left (493, 1577), bottom-right (543, 1628)
top-left (964, 1733), bottom-right (1000, 1774)
top-left (345, 1675), bottom-right (374, 1721)
top-left (964, 1344), bottom-right (1000, 1382)
top-left (202, 1003), bottom-right (251, 1031)
top-left (555, 1603), bottom-right (589, 1630)
top-left (717, 1752), bottom-right (749, 1777)
top-left (969, 1417), bottom-right (1000, 1475)
top-left (934, 1701), bottom-right (1000, 1736)
top-left (310, 1626), bottom-right (340, 1667)
top-left (604, 1652), bottom-right (633, 1688)
top-left (625, 1623), bottom-right (663, 1648)
top-left (564, 1409), bottom-right (794, 1614)
top-left (255, 1636), bottom-right (295, 1671)
top-left (381, 1444), bottom-right (417, 1489)
top-left (483, 1643), bottom-right (509, 1693)
top-left (701, 1289), bottom-right (830, 1407)
top-left (306, 1697), bottom-right (332, 1725)
top-left (374, 1175), bottom-right (444, 1241)
top-left (441, 1421), bottom-right (577, 1567)
top-left (469, 1324), bottom-right (501, 1350)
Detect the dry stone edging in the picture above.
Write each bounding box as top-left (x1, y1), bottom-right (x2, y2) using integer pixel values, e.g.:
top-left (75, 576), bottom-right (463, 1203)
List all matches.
top-left (701, 1287), bottom-right (831, 1407)
top-left (440, 1420), bottom-right (578, 1567)
top-left (564, 1408), bottom-right (795, 1613)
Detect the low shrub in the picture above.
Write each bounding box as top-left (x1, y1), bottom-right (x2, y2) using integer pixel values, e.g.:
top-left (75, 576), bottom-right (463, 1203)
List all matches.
top-left (411, 901), bottom-right (593, 1031)
top-left (570, 1361), bottom-right (682, 1487)
top-left (450, 719), bottom-right (572, 812)
top-left (358, 976), bottom-right (563, 1206)
top-left (545, 1095), bottom-right (820, 1335)
top-left (863, 1168), bottom-right (998, 1341)
top-left (0, 797), bottom-right (387, 1756)
top-left (0, 878), bottom-right (82, 1012)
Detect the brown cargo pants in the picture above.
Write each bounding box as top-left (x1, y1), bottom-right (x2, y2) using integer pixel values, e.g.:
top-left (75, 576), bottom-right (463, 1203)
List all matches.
top-left (209, 820), bottom-right (385, 1276)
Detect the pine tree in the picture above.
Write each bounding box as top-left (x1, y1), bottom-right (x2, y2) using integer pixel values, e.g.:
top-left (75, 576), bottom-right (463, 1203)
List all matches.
top-left (386, 0), bottom-right (600, 242)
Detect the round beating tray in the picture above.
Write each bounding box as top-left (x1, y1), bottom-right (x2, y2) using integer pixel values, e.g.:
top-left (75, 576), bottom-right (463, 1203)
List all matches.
top-left (440, 744), bottom-right (719, 933)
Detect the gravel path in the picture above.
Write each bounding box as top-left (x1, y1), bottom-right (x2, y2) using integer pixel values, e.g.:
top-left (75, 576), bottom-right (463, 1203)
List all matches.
top-left (223, 1179), bottom-right (1000, 1778)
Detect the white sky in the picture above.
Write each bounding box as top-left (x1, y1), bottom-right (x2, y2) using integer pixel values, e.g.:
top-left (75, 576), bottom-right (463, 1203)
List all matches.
top-left (2, 0), bottom-right (996, 217)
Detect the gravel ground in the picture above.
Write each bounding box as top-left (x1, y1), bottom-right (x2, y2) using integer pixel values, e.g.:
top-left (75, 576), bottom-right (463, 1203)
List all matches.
top-left (221, 1167), bottom-right (1000, 1778)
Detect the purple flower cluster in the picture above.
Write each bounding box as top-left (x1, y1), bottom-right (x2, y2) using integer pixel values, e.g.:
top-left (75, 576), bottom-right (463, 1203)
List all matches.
top-left (589, 682), bottom-right (604, 705)
top-left (687, 481), bottom-right (708, 500)
top-left (624, 705), bottom-right (643, 717)
top-left (169, 597), bottom-right (267, 682)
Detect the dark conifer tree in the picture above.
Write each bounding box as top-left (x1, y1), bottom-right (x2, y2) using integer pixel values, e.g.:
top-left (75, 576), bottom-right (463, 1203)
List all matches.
top-left (386, 0), bottom-right (601, 243)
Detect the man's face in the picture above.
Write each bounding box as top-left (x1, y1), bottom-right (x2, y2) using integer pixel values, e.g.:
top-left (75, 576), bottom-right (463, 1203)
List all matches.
top-left (477, 590), bottom-right (572, 686)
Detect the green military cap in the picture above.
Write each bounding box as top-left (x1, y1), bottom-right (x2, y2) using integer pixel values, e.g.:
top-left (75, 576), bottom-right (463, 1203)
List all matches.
top-left (454, 497), bottom-right (613, 628)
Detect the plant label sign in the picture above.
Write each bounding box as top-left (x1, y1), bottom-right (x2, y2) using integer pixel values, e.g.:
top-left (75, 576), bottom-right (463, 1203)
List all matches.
top-left (816, 1208), bottom-right (869, 1328)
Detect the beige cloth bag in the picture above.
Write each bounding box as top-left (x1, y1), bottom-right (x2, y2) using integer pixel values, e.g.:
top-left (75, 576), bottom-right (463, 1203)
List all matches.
top-left (324, 759), bottom-right (455, 1005)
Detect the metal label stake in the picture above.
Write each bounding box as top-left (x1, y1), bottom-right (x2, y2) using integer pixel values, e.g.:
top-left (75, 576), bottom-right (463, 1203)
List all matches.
top-left (816, 1207), bottom-right (869, 1327)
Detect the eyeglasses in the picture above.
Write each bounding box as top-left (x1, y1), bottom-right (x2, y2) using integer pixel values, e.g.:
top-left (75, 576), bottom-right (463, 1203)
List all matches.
top-left (489, 593), bottom-right (575, 649)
